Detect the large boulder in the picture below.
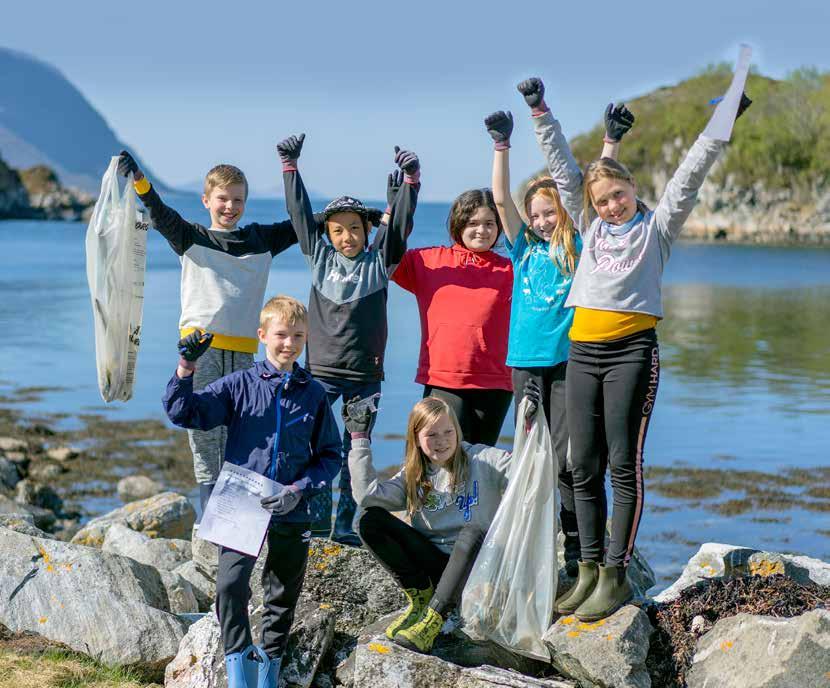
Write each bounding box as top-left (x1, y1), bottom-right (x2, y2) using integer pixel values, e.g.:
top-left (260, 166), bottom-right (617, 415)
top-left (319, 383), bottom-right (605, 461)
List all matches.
top-left (0, 513), bottom-right (54, 538)
top-left (0, 492), bottom-right (55, 529)
top-left (192, 524), bottom-right (219, 579)
top-left (543, 605), bottom-right (653, 688)
top-left (103, 522), bottom-right (192, 571)
top-left (71, 491), bottom-right (195, 546)
top-left (118, 475), bottom-right (164, 502)
top-left (686, 609), bottom-right (830, 688)
top-left (174, 560), bottom-right (216, 612)
top-left (0, 527), bottom-right (190, 672)
top-left (655, 543), bottom-right (830, 602)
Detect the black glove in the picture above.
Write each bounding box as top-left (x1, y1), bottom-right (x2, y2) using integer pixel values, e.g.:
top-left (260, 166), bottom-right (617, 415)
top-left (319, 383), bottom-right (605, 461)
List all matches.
top-left (522, 378), bottom-right (542, 425)
top-left (484, 110), bottom-right (514, 147)
top-left (604, 103), bottom-right (635, 141)
top-left (277, 134), bottom-right (305, 163)
top-left (366, 207), bottom-right (384, 227)
top-left (177, 330), bottom-right (213, 362)
top-left (736, 92), bottom-right (752, 120)
top-left (342, 395), bottom-right (378, 435)
top-left (517, 77), bottom-right (545, 109)
top-left (387, 169), bottom-right (404, 207)
top-left (117, 150), bottom-right (139, 178)
top-left (260, 485), bottom-right (302, 515)
top-left (394, 146), bottom-right (420, 176)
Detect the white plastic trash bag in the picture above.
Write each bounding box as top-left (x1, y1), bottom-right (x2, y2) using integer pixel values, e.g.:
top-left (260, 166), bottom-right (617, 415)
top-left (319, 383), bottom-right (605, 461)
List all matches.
top-left (461, 399), bottom-right (558, 660)
top-left (85, 157), bottom-right (148, 402)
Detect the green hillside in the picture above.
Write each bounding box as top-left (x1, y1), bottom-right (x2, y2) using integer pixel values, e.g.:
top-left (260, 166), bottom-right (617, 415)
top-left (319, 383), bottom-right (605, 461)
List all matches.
top-left (564, 65), bottom-right (830, 200)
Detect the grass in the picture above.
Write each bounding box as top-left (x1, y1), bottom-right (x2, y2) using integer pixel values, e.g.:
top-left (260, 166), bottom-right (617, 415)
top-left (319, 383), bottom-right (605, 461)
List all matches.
top-left (0, 649), bottom-right (160, 688)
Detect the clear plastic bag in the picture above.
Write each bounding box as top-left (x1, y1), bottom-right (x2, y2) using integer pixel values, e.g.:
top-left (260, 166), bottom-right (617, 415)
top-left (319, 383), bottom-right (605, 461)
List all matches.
top-left (461, 399), bottom-right (558, 660)
top-left (85, 157), bottom-right (148, 402)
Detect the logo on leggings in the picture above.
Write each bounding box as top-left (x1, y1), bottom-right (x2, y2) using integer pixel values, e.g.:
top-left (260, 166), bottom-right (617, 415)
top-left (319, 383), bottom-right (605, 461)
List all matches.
top-left (642, 347), bottom-right (660, 415)
top-left (456, 481), bottom-right (479, 522)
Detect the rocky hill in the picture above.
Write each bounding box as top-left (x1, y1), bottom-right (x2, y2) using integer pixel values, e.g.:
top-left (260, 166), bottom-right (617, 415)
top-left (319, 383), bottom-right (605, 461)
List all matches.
top-left (530, 65), bottom-right (830, 244)
top-left (0, 47), bottom-right (164, 195)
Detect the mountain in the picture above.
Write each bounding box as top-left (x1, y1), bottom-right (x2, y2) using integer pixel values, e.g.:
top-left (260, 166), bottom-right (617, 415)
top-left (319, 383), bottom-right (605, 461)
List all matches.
top-left (0, 47), bottom-right (167, 194)
top-left (525, 65), bottom-right (830, 244)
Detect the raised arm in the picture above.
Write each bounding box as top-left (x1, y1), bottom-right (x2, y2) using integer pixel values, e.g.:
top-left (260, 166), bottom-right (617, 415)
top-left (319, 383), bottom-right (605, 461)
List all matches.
top-left (518, 78), bottom-right (586, 231)
top-left (485, 110), bottom-right (524, 245)
top-left (277, 133), bottom-right (323, 263)
top-left (375, 147), bottom-right (421, 275)
top-left (600, 102), bottom-right (635, 160)
top-left (118, 150), bottom-right (195, 255)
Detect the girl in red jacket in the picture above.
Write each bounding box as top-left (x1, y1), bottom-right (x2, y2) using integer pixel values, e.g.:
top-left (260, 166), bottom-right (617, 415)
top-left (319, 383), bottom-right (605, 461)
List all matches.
top-left (391, 190), bottom-right (513, 445)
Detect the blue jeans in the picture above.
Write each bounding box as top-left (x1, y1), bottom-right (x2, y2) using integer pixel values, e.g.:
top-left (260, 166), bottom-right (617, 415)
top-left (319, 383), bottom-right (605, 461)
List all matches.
top-left (309, 377), bottom-right (381, 538)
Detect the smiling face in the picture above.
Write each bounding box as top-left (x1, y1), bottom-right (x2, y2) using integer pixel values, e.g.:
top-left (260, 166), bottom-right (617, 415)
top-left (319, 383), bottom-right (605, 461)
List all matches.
top-left (528, 194), bottom-right (559, 242)
top-left (327, 211), bottom-right (366, 258)
top-left (202, 183), bottom-right (247, 230)
top-left (258, 316), bottom-right (307, 371)
top-left (417, 412), bottom-right (459, 467)
top-left (589, 177), bottom-right (638, 225)
top-left (460, 206), bottom-right (499, 252)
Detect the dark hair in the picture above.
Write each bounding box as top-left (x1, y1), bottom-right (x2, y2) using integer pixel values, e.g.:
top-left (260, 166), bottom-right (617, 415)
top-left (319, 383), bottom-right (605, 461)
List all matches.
top-left (447, 188), bottom-right (503, 247)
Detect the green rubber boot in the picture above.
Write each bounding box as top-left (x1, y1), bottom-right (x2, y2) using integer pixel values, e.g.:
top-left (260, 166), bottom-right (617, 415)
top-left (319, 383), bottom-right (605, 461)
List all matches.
top-left (574, 564), bottom-right (633, 622)
top-left (385, 585), bottom-right (434, 640)
top-left (555, 560), bottom-right (599, 616)
top-left (393, 606), bottom-right (444, 654)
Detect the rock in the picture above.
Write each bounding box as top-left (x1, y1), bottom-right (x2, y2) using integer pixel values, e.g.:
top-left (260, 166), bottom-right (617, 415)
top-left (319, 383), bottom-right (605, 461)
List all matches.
top-left (192, 524), bottom-right (219, 579)
top-left (118, 475), bottom-right (164, 502)
top-left (174, 560), bottom-right (216, 612)
top-left (655, 543), bottom-right (830, 602)
top-left (686, 609), bottom-right (830, 688)
top-left (71, 491), bottom-right (196, 546)
top-left (0, 527), bottom-right (189, 673)
top-left (543, 605), bottom-right (653, 688)
top-left (164, 599), bottom-right (336, 688)
top-left (0, 514), bottom-right (54, 539)
top-left (28, 462), bottom-right (65, 481)
top-left (159, 569), bottom-right (199, 614)
top-left (690, 615), bottom-right (706, 636)
top-left (0, 456), bottom-right (20, 489)
top-left (103, 523), bottom-right (192, 571)
top-left (0, 493), bottom-right (56, 530)
top-left (0, 437), bottom-right (27, 452)
top-left (46, 446), bottom-right (78, 462)
top-left (15, 479), bottom-right (63, 514)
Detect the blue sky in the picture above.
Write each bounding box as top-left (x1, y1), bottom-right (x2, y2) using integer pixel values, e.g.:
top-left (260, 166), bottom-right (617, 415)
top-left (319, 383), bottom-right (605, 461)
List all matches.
top-left (7, 0), bottom-right (830, 200)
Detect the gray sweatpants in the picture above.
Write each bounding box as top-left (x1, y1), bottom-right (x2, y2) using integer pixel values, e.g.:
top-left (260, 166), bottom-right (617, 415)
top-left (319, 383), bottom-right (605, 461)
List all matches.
top-left (188, 347), bottom-right (254, 484)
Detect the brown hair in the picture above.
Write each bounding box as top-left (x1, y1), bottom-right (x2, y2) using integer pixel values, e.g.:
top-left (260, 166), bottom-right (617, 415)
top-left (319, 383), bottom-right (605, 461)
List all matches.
top-left (259, 295), bottom-right (307, 329)
top-left (403, 397), bottom-right (468, 516)
top-left (522, 177), bottom-right (579, 276)
top-left (204, 164), bottom-right (249, 199)
top-left (447, 188), bottom-right (503, 248)
top-left (582, 158), bottom-right (636, 224)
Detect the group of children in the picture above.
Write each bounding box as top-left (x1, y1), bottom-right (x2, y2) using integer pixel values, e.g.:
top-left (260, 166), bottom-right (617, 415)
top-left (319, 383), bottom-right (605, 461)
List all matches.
top-left (116, 73), bottom-right (750, 687)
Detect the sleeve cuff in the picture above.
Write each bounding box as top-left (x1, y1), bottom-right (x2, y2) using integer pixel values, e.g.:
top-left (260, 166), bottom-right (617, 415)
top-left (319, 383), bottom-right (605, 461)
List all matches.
top-left (351, 437), bottom-right (371, 447)
top-left (134, 177), bottom-right (151, 195)
top-left (282, 162), bottom-right (298, 172)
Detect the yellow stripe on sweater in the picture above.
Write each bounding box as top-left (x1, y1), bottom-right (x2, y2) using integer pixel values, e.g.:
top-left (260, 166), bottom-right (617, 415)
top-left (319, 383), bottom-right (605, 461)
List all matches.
top-left (569, 308), bottom-right (657, 343)
top-left (180, 328), bottom-right (259, 354)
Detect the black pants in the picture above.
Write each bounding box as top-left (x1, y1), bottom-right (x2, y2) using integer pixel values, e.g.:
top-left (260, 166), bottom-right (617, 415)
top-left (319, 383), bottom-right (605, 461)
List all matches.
top-left (511, 364), bottom-right (578, 541)
top-left (215, 522), bottom-right (310, 659)
top-left (423, 385), bottom-right (512, 446)
top-left (566, 329), bottom-right (659, 567)
top-left (358, 507), bottom-right (485, 615)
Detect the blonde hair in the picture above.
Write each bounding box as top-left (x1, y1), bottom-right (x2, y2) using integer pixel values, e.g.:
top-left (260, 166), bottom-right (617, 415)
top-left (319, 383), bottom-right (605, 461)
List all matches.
top-left (403, 397), bottom-right (468, 516)
top-left (582, 158), bottom-right (636, 224)
top-left (204, 164), bottom-right (249, 199)
top-left (522, 177), bottom-right (579, 276)
top-left (259, 295), bottom-right (307, 329)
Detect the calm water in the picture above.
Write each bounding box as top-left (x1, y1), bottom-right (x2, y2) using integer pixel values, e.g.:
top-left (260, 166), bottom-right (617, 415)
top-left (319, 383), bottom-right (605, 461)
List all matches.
top-left (1, 193), bottom-right (828, 583)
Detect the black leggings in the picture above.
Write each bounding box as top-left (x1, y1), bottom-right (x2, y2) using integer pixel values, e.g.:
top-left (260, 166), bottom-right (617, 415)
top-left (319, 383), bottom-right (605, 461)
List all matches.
top-left (566, 329), bottom-right (659, 567)
top-left (511, 364), bottom-right (578, 540)
top-left (358, 506), bottom-right (485, 615)
top-left (423, 385), bottom-right (512, 446)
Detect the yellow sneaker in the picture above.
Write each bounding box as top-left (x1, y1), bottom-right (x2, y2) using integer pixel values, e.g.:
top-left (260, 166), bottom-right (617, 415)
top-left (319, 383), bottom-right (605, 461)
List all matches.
top-left (385, 585), bottom-right (434, 640)
top-left (393, 606), bottom-right (444, 654)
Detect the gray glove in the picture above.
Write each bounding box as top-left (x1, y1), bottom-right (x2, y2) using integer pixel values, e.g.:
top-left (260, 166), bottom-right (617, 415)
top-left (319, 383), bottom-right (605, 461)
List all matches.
top-left (277, 134), bottom-right (306, 163)
top-left (387, 169), bottom-right (404, 207)
top-left (484, 110), bottom-right (513, 148)
top-left (604, 103), bottom-right (635, 141)
top-left (394, 146), bottom-right (420, 176)
top-left (342, 395), bottom-right (379, 435)
top-left (260, 485), bottom-right (302, 515)
top-left (517, 77), bottom-right (546, 110)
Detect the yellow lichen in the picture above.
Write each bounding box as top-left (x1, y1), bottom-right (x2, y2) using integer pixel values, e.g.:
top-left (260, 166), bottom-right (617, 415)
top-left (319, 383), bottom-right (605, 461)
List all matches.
top-left (606, 634), bottom-right (614, 641)
top-left (559, 616), bottom-right (576, 625)
top-left (720, 640), bottom-right (733, 652)
top-left (319, 603), bottom-right (332, 609)
top-left (38, 616), bottom-right (47, 624)
top-left (749, 559), bottom-right (785, 577)
top-left (367, 642), bottom-right (391, 654)
top-left (566, 631), bottom-right (580, 638)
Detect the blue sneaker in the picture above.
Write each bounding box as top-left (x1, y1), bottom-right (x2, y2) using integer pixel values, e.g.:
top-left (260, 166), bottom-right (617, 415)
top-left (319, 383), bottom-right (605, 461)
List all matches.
top-left (257, 652), bottom-right (281, 688)
top-left (225, 645), bottom-right (260, 688)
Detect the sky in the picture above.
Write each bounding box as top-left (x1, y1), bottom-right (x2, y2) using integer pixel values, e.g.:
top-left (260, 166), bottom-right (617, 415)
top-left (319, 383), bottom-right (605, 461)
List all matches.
top-left (5, 0), bottom-right (830, 201)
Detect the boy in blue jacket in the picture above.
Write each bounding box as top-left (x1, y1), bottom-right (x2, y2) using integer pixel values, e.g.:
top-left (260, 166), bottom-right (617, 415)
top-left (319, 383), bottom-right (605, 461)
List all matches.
top-left (163, 295), bottom-right (340, 688)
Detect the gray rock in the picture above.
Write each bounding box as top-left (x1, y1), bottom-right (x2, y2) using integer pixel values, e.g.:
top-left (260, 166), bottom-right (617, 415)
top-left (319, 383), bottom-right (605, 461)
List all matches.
top-left (0, 492), bottom-right (55, 529)
top-left (0, 527), bottom-right (189, 672)
top-left (71, 491), bottom-right (195, 547)
top-left (28, 462), bottom-right (65, 481)
top-left (0, 514), bottom-right (54, 538)
top-left (102, 523), bottom-right (192, 571)
top-left (543, 605), bottom-right (653, 688)
top-left (192, 524), bottom-right (219, 579)
top-left (46, 446), bottom-right (78, 462)
top-left (0, 437), bottom-right (27, 452)
top-left (458, 666), bottom-right (575, 687)
top-left (174, 560), bottom-right (216, 612)
top-left (118, 475), bottom-right (164, 502)
top-left (686, 609), bottom-right (830, 688)
top-left (655, 543), bottom-right (830, 602)
top-left (159, 569), bottom-right (199, 614)
top-left (0, 456), bottom-right (20, 489)
top-left (15, 479), bottom-right (63, 513)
